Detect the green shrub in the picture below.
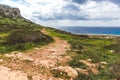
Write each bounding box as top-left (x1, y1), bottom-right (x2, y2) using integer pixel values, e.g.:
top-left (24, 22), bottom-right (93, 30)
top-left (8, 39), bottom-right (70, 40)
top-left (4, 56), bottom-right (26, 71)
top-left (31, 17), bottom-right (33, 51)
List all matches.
top-left (0, 46), bottom-right (11, 53)
top-left (68, 59), bottom-right (88, 69)
top-left (12, 43), bottom-right (35, 50)
top-left (0, 43), bottom-right (36, 53)
top-left (6, 30), bottom-right (54, 45)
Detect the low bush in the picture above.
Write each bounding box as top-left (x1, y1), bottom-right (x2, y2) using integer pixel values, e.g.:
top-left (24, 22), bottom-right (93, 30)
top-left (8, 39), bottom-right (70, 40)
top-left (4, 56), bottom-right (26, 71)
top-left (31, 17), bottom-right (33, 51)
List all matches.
top-left (6, 30), bottom-right (54, 45)
top-left (68, 58), bottom-right (88, 69)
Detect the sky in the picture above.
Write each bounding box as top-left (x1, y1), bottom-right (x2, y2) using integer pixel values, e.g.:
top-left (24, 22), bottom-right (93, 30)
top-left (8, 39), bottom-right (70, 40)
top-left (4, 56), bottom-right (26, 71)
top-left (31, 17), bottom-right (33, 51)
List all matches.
top-left (0, 0), bottom-right (120, 27)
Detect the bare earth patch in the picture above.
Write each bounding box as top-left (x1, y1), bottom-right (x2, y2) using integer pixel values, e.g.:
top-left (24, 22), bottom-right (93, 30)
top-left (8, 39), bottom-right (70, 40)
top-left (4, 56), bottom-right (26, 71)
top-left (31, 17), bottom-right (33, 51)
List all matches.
top-left (0, 66), bottom-right (28, 80)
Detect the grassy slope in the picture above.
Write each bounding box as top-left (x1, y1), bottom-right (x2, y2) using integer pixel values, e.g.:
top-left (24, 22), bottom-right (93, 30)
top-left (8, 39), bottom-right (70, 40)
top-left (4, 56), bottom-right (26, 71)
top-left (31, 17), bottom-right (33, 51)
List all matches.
top-left (0, 17), bottom-right (53, 53)
top-left (47, 28), bottom-right (120, 80)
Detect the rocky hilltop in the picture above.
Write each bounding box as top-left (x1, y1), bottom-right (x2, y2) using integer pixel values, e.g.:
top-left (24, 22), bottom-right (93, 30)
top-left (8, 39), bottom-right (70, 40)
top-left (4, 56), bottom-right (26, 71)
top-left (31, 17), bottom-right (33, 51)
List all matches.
top-left (0, 4), bottom-right (22, 18)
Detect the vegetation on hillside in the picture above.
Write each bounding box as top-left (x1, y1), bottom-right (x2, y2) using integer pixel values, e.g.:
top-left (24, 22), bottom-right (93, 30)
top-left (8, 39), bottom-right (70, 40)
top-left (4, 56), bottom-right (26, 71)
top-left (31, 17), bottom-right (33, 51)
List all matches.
top-left (0, 17), bottom-right (53, 53)
top-left (0, 17), bottom-right (42, 32)
top-left (47, 28), bottom-right (120, 80)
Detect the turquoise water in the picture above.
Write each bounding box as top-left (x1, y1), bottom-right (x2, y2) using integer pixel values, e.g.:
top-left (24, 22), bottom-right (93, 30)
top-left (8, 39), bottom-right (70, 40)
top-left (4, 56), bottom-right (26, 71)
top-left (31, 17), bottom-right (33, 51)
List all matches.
top-left (55, 27), bottom-right (120, 35)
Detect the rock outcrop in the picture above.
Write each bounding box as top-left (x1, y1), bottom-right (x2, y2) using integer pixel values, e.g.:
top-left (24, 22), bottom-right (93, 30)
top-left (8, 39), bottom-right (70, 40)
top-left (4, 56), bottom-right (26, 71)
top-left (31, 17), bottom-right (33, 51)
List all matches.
top-left (0, 4), bottom-right (22, 18)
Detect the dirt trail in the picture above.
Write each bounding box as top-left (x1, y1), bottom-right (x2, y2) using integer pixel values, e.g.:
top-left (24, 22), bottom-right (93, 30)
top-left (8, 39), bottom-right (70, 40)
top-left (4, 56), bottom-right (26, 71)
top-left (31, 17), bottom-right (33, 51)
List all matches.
top-left (0, 29), bottom-right (72, 80)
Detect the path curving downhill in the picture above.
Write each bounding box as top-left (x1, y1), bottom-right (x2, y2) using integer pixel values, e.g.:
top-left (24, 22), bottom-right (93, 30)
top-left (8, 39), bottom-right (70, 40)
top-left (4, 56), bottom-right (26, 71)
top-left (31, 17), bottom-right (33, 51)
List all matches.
top-left (0, 29), bottom-right (74, 80)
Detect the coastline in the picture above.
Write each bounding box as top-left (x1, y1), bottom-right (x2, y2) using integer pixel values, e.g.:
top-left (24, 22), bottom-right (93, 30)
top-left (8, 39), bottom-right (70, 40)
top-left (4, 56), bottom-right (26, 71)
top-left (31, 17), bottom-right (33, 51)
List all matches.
top-left (75, 33), bottom-right (120, 37)
top-left (48, 27), bottom-right (120, 39)
top-left (72, 33), bottom-right (120, 39)
top-left (53, 26), bottom-right (120, 37)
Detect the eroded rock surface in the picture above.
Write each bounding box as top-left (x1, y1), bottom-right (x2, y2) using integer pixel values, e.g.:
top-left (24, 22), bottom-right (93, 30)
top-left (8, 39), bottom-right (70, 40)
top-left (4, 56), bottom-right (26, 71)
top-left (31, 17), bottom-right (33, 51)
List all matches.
top-left (0, 4), bottom-right (22, 18)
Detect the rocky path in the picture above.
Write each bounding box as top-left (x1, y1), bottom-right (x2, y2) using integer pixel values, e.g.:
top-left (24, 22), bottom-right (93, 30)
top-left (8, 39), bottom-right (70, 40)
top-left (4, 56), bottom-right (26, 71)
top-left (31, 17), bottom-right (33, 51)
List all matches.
top-left (0, 29), bottom-right (75, 80)
top-left (0, 29), bottom-right (103, 80)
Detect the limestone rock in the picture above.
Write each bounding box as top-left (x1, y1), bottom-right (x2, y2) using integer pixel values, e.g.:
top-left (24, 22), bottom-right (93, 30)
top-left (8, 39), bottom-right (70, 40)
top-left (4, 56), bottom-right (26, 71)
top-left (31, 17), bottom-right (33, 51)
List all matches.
top-left (0, 4), bottom-right (22, 18)
top-left (53, 66), bottom-right (78, 79)
top-left (75, 68), bottom-right (89, 75)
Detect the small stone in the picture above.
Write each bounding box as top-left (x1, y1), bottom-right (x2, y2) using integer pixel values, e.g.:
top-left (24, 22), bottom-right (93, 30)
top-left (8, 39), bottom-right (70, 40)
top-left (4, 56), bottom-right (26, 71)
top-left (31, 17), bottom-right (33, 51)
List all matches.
top-left (100, 61), bottom-right (107, 65)
top-left (0, 59), bottom-right (3, 62)
top-left (75, 68), bottom-right (89, 75)
top-left (87, 59), bottom-right (92, 62)
top-left (110, 50), bottom-right (114, 53)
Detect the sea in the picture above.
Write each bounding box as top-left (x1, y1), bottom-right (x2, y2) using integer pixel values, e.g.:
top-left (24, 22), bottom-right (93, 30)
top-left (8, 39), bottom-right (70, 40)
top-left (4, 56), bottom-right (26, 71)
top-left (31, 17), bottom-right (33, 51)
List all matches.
top-left (53, 26), bottom-right (120, 35)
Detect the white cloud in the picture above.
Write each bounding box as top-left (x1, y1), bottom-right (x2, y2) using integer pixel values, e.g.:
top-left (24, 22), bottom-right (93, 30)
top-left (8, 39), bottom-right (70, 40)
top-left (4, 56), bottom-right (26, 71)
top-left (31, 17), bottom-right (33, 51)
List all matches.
top-left (0, 0), bottom-right (120, 26)
top-left (80, 1), bottom-right (120, 20)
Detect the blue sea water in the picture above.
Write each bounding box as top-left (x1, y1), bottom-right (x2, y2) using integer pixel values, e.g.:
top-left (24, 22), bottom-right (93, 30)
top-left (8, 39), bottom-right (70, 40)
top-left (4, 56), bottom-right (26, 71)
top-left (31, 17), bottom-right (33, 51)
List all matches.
top-left (54, 27), bottom-right (120, 35)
